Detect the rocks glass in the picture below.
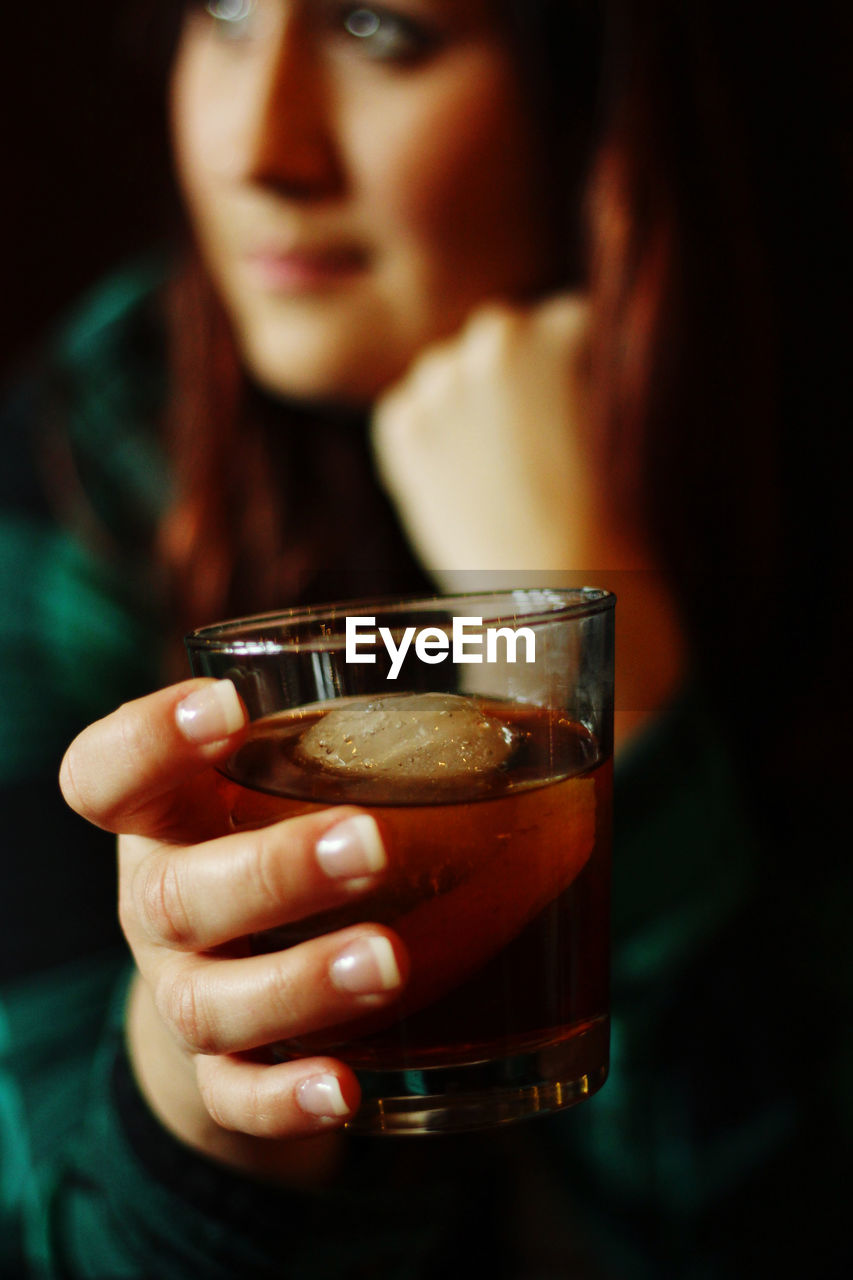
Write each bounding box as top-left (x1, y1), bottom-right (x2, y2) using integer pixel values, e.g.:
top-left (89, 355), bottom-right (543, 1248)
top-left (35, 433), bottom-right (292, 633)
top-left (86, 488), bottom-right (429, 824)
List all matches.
top-left (186, 588), bottom-right (614, 1134)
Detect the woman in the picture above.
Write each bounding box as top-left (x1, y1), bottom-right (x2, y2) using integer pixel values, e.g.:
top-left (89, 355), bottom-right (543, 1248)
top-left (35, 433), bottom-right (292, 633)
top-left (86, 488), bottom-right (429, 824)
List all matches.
top-left (2, 1), bottom-right (850, 1276)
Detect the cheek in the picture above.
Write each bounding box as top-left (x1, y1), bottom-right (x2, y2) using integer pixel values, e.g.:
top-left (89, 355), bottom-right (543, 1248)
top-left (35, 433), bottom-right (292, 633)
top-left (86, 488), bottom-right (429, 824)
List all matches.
top-left (358, 69), bottom-right (544, 283)
top-left (170, 67), bottom-right (208, 218)
top-left (170, 45), bottom-right (232, 213)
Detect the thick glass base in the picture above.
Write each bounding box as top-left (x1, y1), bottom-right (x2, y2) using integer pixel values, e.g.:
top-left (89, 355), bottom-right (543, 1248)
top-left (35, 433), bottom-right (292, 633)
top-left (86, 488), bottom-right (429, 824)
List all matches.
top-left (345, 1016), bottom-right (608, 1135)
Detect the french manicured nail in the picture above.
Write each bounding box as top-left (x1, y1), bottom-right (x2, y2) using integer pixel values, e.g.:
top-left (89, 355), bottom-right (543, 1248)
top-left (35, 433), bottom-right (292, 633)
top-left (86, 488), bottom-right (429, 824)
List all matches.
top-left (316, 815), bottom-right (386, 880)
top-left (175, 681), bottom-right (245, 744)
top-left (296, 1074), bottom-right (351, 1120)
top-left (330, 936), bottom-right (402, 996)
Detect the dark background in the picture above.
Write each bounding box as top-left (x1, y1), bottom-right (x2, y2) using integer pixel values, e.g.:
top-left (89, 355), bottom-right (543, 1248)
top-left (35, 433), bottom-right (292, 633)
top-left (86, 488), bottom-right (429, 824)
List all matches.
top-left (1, 4), bottom-right (175, 384)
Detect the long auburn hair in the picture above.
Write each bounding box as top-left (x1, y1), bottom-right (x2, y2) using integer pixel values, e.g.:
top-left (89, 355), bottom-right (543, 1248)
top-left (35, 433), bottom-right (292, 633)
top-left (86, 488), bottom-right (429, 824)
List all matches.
top-left (585, 2), bottom-right (852, 852)
top-left (158, 250), bottom-right (432, 640)
top-left (156, 1), bottom-right (851, 848)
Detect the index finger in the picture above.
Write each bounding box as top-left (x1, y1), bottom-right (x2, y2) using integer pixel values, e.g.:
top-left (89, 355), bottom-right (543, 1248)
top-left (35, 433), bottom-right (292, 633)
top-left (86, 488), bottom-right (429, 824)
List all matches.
top-left (59, 679), bottom-right (248, 840)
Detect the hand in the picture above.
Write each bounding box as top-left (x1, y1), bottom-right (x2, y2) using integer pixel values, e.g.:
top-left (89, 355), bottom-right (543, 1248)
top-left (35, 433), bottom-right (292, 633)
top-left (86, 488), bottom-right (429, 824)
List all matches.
top-left (373, 294), bottom-right (689, 748)
top-left (371, 294), bottom-right (605, 587)
top-left (60, 679), bottom-right (408, 1182)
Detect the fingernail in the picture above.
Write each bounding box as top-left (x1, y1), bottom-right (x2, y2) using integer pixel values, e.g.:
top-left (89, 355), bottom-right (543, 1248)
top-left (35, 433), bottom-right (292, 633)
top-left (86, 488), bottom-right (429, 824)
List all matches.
top-left (176, 681), bottom-right (246, 744)
top-left (330, 935), bottom-right (402, 996)
top-left (316, 815), bottom-right (386, 880)
top-left (296, 1074), bottom-right (351, 1120)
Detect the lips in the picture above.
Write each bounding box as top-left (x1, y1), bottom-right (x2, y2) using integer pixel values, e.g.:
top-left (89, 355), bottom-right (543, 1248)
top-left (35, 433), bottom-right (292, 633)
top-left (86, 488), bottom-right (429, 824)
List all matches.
top-left (243, 244), bottom-right (370, 291)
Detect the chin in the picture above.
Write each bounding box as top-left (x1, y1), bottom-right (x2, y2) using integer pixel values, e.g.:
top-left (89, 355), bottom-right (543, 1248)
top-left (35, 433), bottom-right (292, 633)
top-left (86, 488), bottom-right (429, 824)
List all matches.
top-left (242, 335), bottom-right (406, 410)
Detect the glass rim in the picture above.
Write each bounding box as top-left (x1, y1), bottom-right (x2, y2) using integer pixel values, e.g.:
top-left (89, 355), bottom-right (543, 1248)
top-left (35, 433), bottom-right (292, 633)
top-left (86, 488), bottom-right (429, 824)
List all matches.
top-left (185, 587), bottom-right (615, 655)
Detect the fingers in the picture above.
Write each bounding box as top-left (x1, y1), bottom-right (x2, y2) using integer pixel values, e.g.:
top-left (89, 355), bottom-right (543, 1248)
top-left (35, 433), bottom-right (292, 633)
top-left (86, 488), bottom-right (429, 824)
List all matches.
top-left (120, 805), bottom-right (408, 1069)
top-left (72, 685), bottom-right (413, 1145)
top-left (128, 972), bottom-right (365, 1144)
top-left (60, 679), bottom-right (248, 838)
top-left (400, 292), bottom-right (588, 386)
top-left (123, 808), bottom-right (388, 953)
top-left (195, 1055), bottom-right (362, 1136)
top-left (371, 289), bottom-right (595, 582)
top-left (153, 925), bottom-right (407, 1058)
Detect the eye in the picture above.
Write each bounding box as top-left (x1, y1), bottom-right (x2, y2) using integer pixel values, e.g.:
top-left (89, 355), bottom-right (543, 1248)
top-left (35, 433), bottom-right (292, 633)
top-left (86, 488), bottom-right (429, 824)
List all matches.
top-left (205, 0), bottom-right (258, 40)
top-left (339, 6), bottom-right (437, 63)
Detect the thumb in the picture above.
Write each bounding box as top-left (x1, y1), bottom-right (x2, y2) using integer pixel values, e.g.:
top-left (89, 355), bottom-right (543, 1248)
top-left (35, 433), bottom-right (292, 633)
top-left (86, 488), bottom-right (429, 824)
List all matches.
top-left (59, 679), bottom-right (247, 838)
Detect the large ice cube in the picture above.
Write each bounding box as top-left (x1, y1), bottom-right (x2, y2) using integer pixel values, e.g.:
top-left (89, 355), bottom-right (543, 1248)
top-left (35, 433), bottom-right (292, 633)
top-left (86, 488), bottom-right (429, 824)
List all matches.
top-left (295, 692), bottom-right (516, 792)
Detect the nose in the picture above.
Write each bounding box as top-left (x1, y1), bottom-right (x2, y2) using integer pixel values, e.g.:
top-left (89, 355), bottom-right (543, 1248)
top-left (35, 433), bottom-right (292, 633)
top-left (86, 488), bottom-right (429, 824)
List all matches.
top-left (240, 14), bottom-right (343, 196)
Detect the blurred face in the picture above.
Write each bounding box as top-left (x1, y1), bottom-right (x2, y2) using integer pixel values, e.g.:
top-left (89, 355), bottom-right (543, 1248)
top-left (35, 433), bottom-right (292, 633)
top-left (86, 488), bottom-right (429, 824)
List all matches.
top-left (171, 0), bottom-right (554, 404)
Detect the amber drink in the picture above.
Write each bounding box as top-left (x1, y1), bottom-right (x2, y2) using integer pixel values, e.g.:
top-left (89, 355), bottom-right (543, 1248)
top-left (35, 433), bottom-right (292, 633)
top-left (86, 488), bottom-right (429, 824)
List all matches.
top-left (187, 590), bottom-right (614, 1133)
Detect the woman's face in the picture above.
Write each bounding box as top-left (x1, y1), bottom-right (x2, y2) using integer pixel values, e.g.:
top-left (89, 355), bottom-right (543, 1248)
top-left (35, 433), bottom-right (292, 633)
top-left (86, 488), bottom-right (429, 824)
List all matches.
top-left (171, 0), bottom-right (554, 404)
